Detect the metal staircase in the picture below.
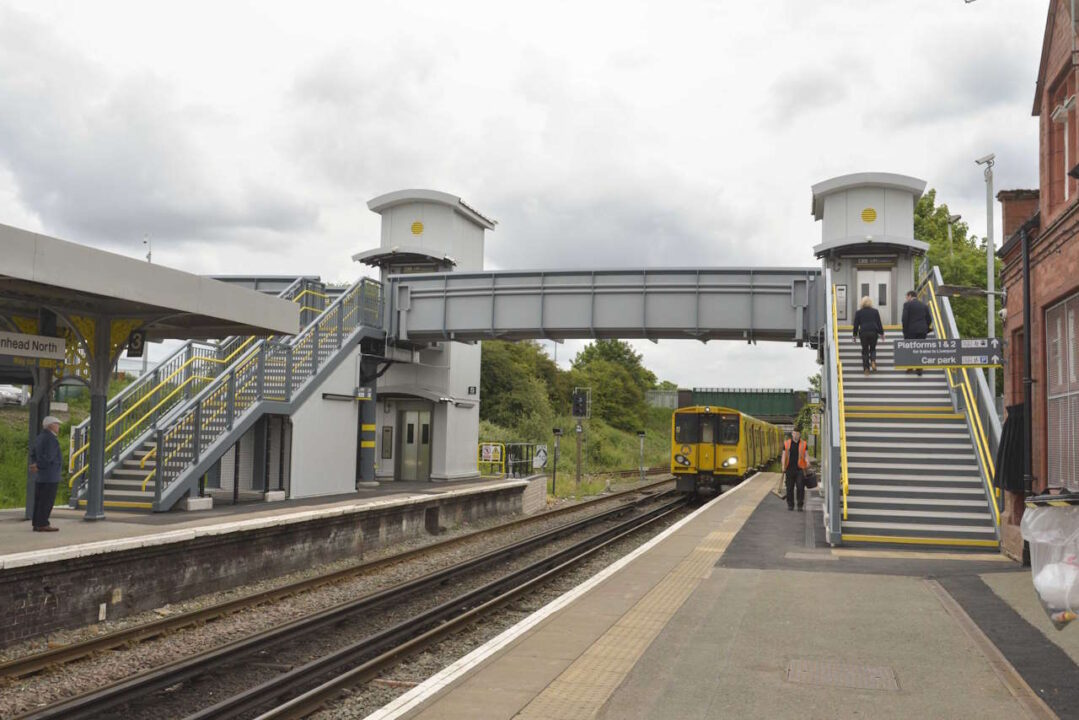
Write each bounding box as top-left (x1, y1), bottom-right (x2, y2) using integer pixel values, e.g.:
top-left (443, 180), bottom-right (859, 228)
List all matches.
top-left (820, 267), bottom-right (1002, 549)
top-left (837, 334), bottom-right (998, 546)
top-left (68, 276), bottom-right (363, 510)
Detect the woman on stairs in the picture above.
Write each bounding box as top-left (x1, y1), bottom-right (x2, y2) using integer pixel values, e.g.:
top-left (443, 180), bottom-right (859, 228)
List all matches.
top-left (852, 296), bottom-right (885, 375)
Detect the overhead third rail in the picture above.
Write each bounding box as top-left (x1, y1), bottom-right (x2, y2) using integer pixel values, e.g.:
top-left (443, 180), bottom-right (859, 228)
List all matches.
top-left (386, 267), bottom-right (824, 346)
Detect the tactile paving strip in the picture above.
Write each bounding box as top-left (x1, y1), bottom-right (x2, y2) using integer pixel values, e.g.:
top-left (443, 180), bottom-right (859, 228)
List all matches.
top-left (513, 479), bottom-right (773, 720)
top-left (785, 659), bottom-right (899, 691)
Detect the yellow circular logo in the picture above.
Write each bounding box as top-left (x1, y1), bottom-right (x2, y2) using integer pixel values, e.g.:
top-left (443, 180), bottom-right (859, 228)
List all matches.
top-left (861, 208), bottom-right (877, 223)
top-left (411, 221), bottom-right (424, 235)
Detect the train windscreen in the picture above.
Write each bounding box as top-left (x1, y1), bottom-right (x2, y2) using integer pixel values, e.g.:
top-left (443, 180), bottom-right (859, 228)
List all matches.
top-left (674, 413), bottom-right (699, 444)
top-left (718, 415), bottom-right (739, 444)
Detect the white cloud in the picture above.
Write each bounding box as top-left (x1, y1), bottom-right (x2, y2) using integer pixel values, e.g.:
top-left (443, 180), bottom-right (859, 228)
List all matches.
top-left (0, 0), bottom-right (1046, 387)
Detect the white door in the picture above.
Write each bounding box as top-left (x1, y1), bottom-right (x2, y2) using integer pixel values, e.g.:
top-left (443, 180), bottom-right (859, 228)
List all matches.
top-left (857, 269), bottom-right (892, 325)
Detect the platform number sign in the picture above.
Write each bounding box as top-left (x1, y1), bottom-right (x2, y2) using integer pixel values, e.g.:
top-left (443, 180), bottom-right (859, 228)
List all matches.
top-left (126, 330), bottom-right (146, 358)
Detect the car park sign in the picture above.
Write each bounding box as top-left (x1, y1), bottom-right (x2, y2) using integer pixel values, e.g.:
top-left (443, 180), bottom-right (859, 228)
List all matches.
top-left (894, 338), bottom-right (1003, 369)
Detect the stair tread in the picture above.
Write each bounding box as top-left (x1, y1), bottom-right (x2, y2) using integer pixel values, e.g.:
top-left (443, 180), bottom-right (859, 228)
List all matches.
top-left (841, 520), bottom-right (997, 534)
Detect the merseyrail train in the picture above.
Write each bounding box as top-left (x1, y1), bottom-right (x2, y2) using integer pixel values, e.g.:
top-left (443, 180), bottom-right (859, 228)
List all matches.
top-left (670, 405), bottom-right (783, 494)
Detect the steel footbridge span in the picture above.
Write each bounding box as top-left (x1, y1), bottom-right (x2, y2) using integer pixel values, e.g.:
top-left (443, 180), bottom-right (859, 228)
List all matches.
top-left (385, 267), bottom-right (825, 346)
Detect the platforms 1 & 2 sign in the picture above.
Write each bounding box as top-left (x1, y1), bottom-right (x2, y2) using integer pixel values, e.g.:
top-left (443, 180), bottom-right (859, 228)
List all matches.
top-left (894, 338), bottom-right (1003, 369)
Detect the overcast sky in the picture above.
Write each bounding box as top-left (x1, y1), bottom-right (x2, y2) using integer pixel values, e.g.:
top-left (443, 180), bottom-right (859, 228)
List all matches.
top-left (0, 0), bottom-right (1046, 388)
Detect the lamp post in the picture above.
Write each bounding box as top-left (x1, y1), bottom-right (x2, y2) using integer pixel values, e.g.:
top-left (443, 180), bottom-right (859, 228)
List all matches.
top-left (975, 154), bottom-right (996, 399)
top-left (637, 430), bottom-right (646, 485)
top-left (946, 214), bottom-right (961, 259)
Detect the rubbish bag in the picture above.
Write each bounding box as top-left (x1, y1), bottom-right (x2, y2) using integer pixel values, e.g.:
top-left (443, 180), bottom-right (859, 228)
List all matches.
top-left (1021, 505), bottom-right (1079, 630)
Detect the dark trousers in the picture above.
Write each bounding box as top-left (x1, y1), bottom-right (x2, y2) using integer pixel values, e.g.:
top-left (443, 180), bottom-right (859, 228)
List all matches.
top-left (32, 482), bottom-right (58, 528)
top-left (785, 470), bottom-right (805, 508)
top-left (904, 331), bottom-right (927, 374)
top-left (859, 332), bottom-right (879, 371)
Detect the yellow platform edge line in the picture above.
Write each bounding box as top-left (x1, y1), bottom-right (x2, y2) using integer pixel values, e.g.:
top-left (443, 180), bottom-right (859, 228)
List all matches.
top-left (841, 534), bottom-right (999, 548)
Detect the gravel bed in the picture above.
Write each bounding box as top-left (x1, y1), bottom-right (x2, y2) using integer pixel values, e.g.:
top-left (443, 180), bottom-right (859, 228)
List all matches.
top-left (0, 481), bottom-right (671, 718)
top-left (112, 502), bottom-right (673, 719)
top-left (314, 506), bottom-right (689, 719)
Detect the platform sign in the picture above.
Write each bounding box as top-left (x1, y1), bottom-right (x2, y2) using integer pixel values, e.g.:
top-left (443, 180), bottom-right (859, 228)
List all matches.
top-left (894, 338), bottom-right (1003, 369)
top-left (0, 331), bottom-right (65, 362)
top-left (534, 445), bottom-right (548, 469)
top-left (480, 443), bottom-right (502, 462)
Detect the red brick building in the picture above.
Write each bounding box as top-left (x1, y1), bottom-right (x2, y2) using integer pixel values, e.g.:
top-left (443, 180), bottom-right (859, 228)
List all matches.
top-left (998, 0), bottom-right (1079, 511)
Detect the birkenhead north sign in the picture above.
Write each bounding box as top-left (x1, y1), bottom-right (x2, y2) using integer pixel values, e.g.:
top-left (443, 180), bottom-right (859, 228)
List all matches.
top-left (0, 331), bottom-right (66, 362)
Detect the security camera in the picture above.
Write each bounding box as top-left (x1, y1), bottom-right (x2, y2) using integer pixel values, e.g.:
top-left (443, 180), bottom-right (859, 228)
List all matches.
top-left (975, 153), bottom-right (996, 165)
top-left (999, 307), bottom-right (1008, 324)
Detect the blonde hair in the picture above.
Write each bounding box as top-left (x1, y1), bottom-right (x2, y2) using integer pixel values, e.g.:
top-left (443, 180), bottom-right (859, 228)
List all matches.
top-left (860, 296), bottom-right (873, 309)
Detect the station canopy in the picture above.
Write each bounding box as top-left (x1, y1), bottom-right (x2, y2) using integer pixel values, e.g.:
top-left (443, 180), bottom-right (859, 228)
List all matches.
top-left (0, 223), bottom-right (299, 344)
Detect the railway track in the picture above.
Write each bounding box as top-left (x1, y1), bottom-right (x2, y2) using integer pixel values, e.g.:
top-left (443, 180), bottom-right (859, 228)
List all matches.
top-left (16, 486), bottom-right (684, 720)
top-left (0, 475), bottom-right (673, 682)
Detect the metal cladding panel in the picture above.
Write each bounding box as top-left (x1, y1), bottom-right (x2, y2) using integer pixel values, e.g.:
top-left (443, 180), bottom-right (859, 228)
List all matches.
top-left (392, 268), bottom-right (821, 343)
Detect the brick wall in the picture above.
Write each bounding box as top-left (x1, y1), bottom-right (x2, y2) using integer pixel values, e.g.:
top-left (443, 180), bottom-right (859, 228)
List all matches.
top-left (0, 486), bottom-right (524, 648)
top-left (521, 474), bottom-right (548, 514)
top-left (998, 190), bottom-right (1039, 241)
top-left (1038, 0), bottom-right (1078, 226)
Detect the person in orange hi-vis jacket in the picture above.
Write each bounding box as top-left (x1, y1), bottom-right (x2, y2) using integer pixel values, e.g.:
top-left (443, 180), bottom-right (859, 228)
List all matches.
top-left (782, 429), bottom-right (808, 512)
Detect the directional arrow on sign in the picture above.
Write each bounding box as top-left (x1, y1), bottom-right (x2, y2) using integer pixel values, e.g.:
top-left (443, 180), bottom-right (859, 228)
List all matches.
top-left (989, 338), bottom-right (1001, 351)
top-left (990, 355), bottom-right (1001, 364)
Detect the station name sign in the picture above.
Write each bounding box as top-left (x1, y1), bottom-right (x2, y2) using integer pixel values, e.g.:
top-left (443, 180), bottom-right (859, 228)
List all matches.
top-left (894, 338), bottom-right (1002, 369)
top-left (0, 331), bottom-right (66, 361)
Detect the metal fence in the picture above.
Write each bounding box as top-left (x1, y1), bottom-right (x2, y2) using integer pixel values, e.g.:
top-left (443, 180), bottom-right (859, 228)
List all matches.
top-left (645, 390), bottom-right (679, 409)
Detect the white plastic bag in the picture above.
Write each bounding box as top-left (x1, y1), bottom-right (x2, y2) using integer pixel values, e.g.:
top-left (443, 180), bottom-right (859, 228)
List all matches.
top-left (1021, 505), bottom-right (1079, 629)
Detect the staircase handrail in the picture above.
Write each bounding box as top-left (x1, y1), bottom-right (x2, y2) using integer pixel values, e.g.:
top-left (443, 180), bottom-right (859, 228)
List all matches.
top-left (141, 277), bottom-right (382, 499)
top-left (919, 269), bottom-right (1001, 526)
top-left (830, 282), bottom-right (850, 520)
top-left (67, 276), bottom-right (319, 489)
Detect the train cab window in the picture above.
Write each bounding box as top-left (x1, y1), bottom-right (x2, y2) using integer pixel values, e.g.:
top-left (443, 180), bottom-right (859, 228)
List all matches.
top-left (700, 415), bottom-right (715, 444)
top-left (718, 416), bottom-right (739, 445)
top-left (674, 413), bottom-right (699, 443)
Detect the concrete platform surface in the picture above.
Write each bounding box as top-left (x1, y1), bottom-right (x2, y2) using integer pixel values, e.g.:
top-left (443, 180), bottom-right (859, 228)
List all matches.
top-left (376, 473), bottom-right (1075, 720)
top-left (0, 479), bottom-right (525, 569)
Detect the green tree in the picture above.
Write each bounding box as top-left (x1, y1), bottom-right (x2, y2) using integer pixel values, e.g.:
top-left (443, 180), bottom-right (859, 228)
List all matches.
top-left (569, 359), bottom-right (647, 432)
top-left (655, 380), bottom-right (679, 390)
top-left (914, 189), bottom-right (1002, 342)
top-left (793, 373), bottom-right (821, 435)
top-left (480, 341), bottom-right (558, 428)
top-left (572, 339), bottom-right (657, 391)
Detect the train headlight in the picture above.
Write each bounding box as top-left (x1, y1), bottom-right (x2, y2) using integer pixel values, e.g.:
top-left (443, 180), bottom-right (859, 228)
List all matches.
top-left (727, 456), bottom-right (738, 465)
top-left (674, 454), bottom-right (691, 466)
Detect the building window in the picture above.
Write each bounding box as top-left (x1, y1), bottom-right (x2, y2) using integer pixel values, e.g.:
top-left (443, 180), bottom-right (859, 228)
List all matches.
top-left (1050, 92), bottom-right (1075, 207)
top-left (1046, 293), bottom-right (1079, 491)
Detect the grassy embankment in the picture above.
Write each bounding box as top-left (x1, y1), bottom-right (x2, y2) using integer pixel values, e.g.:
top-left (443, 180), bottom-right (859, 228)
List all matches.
top-left (480, 406), bottom-right (674, 497)
top-left (0, 378), bottom-right (131, 510)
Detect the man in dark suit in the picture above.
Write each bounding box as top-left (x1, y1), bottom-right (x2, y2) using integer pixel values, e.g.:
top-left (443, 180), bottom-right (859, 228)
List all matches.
top-left (29, 415), bottom-right (63, 532)
top-left (902, 291), bottom-right (933, 376)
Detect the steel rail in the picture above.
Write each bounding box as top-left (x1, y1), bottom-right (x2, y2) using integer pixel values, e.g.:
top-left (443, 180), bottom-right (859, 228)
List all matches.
top-left (205, 497), bottom-right (688, 720)
top-left (1, 476), bottom-right (673, 682)
top-left (14, 488), bottom-right (677, 720)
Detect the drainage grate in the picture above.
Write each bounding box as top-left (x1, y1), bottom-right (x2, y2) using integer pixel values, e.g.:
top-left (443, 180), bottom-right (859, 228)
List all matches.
top-left (785, 659), bottom-right (899, 691)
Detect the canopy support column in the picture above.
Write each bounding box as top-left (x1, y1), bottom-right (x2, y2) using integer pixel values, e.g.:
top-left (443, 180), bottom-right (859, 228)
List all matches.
top-left (84, 316), bottom-right (112, 521)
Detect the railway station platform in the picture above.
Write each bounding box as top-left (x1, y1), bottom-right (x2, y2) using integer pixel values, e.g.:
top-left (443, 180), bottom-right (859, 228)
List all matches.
top-left (0, 477), bottom-right (544, 647)
top-left (375, 473), bottom-right (1079, 720)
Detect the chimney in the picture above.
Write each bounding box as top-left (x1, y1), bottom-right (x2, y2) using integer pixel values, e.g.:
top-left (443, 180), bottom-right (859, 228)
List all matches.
top-left (997, 189), bottom-right (1039, 241)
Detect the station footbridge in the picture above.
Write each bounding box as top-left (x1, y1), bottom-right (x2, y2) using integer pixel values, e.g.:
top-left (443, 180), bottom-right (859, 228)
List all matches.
top-left (0, 173), bottom-right (1001, 548)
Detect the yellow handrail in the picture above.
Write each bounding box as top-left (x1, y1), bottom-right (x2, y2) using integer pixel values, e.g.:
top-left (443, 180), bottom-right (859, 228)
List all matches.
top-left (924, 284), bottom-right (1001, 526)
top-left (69, 336), bottom-right (258, 466)
top-left (831, 284), bottom-right (849, 521)
top-left (69, 375), bottom-right (217, 486)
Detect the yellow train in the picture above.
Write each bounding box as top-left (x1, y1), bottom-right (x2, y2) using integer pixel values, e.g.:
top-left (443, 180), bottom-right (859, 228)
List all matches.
top-left (670, 406), bottom-right (783, 493)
